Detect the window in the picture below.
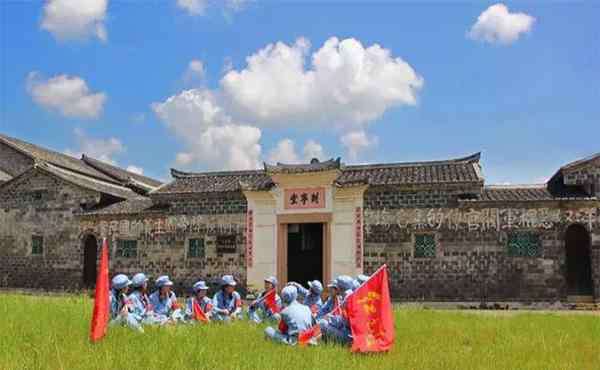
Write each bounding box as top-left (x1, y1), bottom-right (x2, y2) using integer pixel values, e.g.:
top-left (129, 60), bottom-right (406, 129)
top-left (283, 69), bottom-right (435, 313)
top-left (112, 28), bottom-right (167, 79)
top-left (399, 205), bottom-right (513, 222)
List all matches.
top-left (507, 233), bottom-right (541, 257)
top-left (414, 234), bottom-right (436, 258)
top-left (216, 235), bottom-right (237, 253)
top-left (31, 235), bottom-right (43, 255)
top-left (188, 238), bottom-right (205, 258)
top-left (116, 239), bottom-right (137, 258)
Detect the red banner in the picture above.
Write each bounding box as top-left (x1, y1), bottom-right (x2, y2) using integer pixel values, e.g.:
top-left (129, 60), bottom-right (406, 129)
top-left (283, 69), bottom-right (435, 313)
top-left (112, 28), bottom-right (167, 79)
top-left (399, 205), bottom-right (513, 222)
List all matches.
top-left (89, 238), bottom-right (110, 343)
top-left (193, 300), bottom-right (209, 323)
top-left (345, 265), bottom-right (395, 353)
top-left (263, 289), bottom-right (280, 314)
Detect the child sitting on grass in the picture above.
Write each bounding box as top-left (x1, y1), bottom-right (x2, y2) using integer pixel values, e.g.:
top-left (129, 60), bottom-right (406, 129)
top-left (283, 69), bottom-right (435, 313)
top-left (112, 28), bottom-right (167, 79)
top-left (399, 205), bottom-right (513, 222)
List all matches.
top-left (185, 280), bottom-right (213, 322)
top-left (149, 275), bottom-right (184, 324)
top-left (211, 275), bottom-right (242, 322)
top-left (110, 274), bottom-right (143, 332)
top-left (264, 285), bottom-right (314, 345)
top-left (248, 276), bottom-right (281, 323)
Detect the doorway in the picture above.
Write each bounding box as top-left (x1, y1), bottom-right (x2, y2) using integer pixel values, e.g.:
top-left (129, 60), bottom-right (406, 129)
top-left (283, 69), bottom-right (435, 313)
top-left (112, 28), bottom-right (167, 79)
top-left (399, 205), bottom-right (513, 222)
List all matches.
top-left (287, 223), bottom-right (323, 284)
top-left (83, 234), bottom-right (98, 287)
top-left (565, 224), bottom-right (593, 296)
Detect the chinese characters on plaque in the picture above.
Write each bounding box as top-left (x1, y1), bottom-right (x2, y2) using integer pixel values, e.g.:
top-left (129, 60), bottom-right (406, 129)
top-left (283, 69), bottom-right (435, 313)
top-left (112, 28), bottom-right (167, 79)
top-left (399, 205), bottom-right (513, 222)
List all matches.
top-left (246, 210), bottom-right (254, 268)
top-left (284, 187), bottom-right (326, 210)
top-left (355, 207), bottom-right (363, 268)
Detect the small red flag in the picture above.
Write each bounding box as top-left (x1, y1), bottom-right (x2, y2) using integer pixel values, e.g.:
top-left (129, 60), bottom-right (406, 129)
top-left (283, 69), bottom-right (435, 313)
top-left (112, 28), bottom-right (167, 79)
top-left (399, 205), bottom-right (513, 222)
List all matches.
top-left (263, 289), bottom-right (280, 314)
top-left (89, 238), bottom-right (110, 343)
top-left (193, 300), bottom-right (209, 323)
top-left (298, 324), bottom-right (321, 346)
top-left (345, 265), bottom-right (395, 353)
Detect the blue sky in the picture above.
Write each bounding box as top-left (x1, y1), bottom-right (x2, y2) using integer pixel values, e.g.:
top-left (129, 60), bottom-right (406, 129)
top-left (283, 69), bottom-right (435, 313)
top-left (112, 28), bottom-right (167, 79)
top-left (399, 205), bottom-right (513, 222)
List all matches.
top-left (1, 1), bottom-right (598, 184)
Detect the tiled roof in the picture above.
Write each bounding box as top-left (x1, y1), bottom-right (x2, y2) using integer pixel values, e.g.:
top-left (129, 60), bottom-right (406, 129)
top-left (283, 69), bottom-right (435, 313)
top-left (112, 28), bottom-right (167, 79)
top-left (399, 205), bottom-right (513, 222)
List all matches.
top-left (41, 163), bottom-right (138, 199)
top-left (338, 152), bottom-right (483, 186)
top-left (82, 155), bottom-right (162, 188)
top-left (0, 134), bottom-right (117, 183)
top-left (560, 152), bottom-right (600, 171)
top-left (265, 158), bottom-right (342, 174)
top-left (461, 184), bottom-right (596, 203)
top-left (153, 169), bottom-right (273, 194)
top-left (82, 196), bottom-right (167, 215)
top-left (156, 153), bottom-right (483, 194)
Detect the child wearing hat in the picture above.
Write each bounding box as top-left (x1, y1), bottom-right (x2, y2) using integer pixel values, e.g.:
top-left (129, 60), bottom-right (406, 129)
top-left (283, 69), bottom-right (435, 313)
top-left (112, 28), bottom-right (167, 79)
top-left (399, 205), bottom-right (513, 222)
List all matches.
top-left (110, 274), bottom-right (143, 332)
top-left (288, 280), bottom-right (323, 317)
top-left (264, 285), bottom-right (314, 345)
top-left (149, 275), bottom-right (184, 324)
top-left (248, 276), bottom-right (282, 323)
top-left (316, 280), bottom-right (340, 319)
top-left (316, 275), bottom-right (354, 345)
top-left (128, 273), bottom-right (165, 326)
top-left (185, 280), bottom-right (213, 322)
top-left (211, 275), bottom-right (242, 322)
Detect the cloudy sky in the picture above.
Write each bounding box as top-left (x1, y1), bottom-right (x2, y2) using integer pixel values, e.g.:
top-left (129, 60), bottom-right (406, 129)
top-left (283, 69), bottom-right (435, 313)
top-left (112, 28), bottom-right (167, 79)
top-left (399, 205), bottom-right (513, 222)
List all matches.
top-left (1, 1), bottom-right (598, 183)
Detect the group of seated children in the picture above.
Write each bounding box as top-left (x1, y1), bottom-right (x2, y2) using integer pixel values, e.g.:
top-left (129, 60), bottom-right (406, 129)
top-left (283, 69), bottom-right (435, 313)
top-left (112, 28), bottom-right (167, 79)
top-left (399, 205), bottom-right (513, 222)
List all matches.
top-left (109, 271), bottom-right (369, 345)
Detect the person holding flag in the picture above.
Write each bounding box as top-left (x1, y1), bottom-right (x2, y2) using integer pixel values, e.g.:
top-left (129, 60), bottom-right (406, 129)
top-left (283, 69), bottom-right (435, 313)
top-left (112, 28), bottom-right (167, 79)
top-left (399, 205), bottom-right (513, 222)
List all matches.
top-left (248, 276), bottom-right (281, 323)
top-left (184, 280), bottom-right (212, 323)
top-left (149, 275), bottom-right (184, 324)
top-left (316, 280), bottom-right (340, 319)
top-left (211, 275), bottom-right (243, 322)
top-left (316, 275), bottom-right (355, 344)
top-left (288, 280), bottom-right (323, 317)
top-left (109, 274), bottom-right (143, 332)
top-left (264, 285), bottom-right (314, 345)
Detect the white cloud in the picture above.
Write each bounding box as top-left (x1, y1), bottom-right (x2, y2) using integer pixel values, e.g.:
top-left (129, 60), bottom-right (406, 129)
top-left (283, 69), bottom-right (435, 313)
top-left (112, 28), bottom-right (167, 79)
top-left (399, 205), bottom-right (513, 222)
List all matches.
top-left (340, 130), bottom-right (378, 160)
top-left (152, 89), bottom-right (261, 170)
top-left (65, 128), bottom-right (124, 164)
top-left (26, 72), bottom-right (106, 119)
top-left (221, 37), bottom-right (423, 128)
top-left (126, 165), bottom-right (144, 175)
top-left (468, 3), bottom-right (535, 44)
top-left (176, 0), bottom-right (207, 16)
top-left (267, 138), bottom-right (326, 164)
top-left (41, 0), bottom-right (108, 42)
top-left (176, 0), bottom-right (248, 16)
top-left (303, 139), bottom-right (325, 161)
top-left (154, 36), bottom-right (421, 169)
top-left (183, 59), bottom-right (206, 84)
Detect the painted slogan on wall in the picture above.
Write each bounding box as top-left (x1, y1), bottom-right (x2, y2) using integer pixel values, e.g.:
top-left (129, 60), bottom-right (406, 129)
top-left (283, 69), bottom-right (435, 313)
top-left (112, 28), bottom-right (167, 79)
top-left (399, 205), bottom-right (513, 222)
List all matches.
top-left (365, 207), bottom-right (600, 232)
top-left (355, 207), bottom-right (363, 268)
top-left (284, 187), bottom-right (325, 210)
top-left (246, 210), bottom-right (254, 268)
top-left (79, 215), bottom-right (244, 241)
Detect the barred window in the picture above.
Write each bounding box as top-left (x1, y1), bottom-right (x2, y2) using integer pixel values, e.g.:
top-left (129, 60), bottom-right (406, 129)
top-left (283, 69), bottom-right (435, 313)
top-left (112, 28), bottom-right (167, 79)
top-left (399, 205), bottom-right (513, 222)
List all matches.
top-left (31, 235), bottom-right (43, 255)
top-left (116, 239), bottom-right (137, 258)
top-left (414, 234), bottom-right (436, 258)
top-left (507, 233), bottom-right (541, 257)
top-left (188, 238), bottom-right (205, 258)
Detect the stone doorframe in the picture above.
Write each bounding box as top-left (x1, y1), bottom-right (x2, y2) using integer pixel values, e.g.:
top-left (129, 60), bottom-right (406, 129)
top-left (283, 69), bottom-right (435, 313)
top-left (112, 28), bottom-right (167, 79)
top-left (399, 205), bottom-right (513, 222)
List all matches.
top-left (276, 212), bottom-right (332, 286)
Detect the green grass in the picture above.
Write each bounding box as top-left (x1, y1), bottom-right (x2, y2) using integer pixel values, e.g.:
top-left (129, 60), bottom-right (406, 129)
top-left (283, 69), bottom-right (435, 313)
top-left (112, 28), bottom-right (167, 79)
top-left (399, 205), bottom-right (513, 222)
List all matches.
top-left (1, 294), bottom-right (599, 370)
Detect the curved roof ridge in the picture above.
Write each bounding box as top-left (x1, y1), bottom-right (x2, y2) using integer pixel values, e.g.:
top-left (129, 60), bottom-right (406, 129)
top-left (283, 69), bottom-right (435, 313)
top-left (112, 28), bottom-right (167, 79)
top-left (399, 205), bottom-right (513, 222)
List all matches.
top-left (485, 184), bottom-right (547, 189)
top-left (345, 152), bottom-right (481, 170)
top-left (170, 168), bottom-right (264, 179)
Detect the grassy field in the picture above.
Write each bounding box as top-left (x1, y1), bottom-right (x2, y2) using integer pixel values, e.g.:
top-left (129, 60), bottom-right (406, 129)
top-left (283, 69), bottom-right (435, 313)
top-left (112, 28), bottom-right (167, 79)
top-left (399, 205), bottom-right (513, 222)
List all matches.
top-left (1, 294), bottom-right (599, 370)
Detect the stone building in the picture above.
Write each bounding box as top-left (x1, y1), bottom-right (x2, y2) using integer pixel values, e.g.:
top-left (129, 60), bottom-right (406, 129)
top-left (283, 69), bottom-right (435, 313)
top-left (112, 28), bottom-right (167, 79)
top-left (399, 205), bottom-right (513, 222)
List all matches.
top-left (1, 134), bottom-right (599, 303)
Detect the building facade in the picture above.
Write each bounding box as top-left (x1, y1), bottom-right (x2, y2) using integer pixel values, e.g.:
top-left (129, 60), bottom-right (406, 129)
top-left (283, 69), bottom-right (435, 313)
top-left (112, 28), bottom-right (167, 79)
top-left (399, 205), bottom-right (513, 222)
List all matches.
top-left (1, 134), bottom-right (599, 302)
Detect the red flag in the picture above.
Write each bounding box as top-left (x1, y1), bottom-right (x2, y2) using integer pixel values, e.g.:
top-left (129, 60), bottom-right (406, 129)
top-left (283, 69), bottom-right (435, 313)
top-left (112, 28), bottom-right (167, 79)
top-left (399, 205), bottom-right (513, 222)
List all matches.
top-left (298, 324), bottom-right (321, 346)
top-left (89, 238), bottom-right (110, 343)
top-left (263, 289), bottom-right (280, 314)
top-left (192, 300), bottom-right (209, 323)
top-left (345, 265), bottom-right (395, 353)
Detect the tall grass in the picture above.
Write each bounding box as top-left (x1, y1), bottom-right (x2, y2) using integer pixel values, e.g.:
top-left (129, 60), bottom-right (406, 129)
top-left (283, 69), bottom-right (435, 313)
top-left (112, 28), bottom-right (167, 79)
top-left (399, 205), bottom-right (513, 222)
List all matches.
top-left (0, 294), bottom-right (599, 370)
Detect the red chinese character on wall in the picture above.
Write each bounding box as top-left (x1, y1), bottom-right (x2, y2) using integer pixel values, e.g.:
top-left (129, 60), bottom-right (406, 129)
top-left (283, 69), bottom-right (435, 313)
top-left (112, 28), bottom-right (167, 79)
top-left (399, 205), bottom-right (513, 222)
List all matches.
top-left (284, 188), bottom-right (326, 209)
top-left (355, 207), bottom-right (363, 268)
top-left (246, 210), bottom-right (254, 268)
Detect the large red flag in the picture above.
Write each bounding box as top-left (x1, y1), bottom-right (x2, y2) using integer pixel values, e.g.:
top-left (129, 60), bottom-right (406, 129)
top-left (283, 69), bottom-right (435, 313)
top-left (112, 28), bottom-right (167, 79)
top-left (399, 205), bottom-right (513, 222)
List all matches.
top-left (345, 265), bottom-right (395, 353)
top-left (89, 238), bottom-right (110, 343)
top-left (263, 289), bottom-right (280, 314)
top-left (193, 300), bottom-right (209, 323)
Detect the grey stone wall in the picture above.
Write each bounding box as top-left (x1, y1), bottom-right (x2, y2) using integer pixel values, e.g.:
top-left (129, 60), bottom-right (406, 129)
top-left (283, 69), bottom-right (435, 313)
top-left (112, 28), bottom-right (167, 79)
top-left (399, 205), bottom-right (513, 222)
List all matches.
top-left (364, 185), bottom-right (480, 210)
top-left (0, 170), bottom-right (100, 290)
top-left (154, 192), bottom-right (247, 215)
top-left (78, 210), bottom-right (247, 294)
top-left (0, 142), bottom-right (35, 177)
top-left (364, 203), bottom-right (600, 301)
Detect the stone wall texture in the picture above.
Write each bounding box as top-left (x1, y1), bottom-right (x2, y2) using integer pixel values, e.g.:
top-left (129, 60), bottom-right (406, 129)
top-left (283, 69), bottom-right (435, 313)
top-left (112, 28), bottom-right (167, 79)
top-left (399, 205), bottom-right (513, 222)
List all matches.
top-left (0, 170), bottom-right (100, 290)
